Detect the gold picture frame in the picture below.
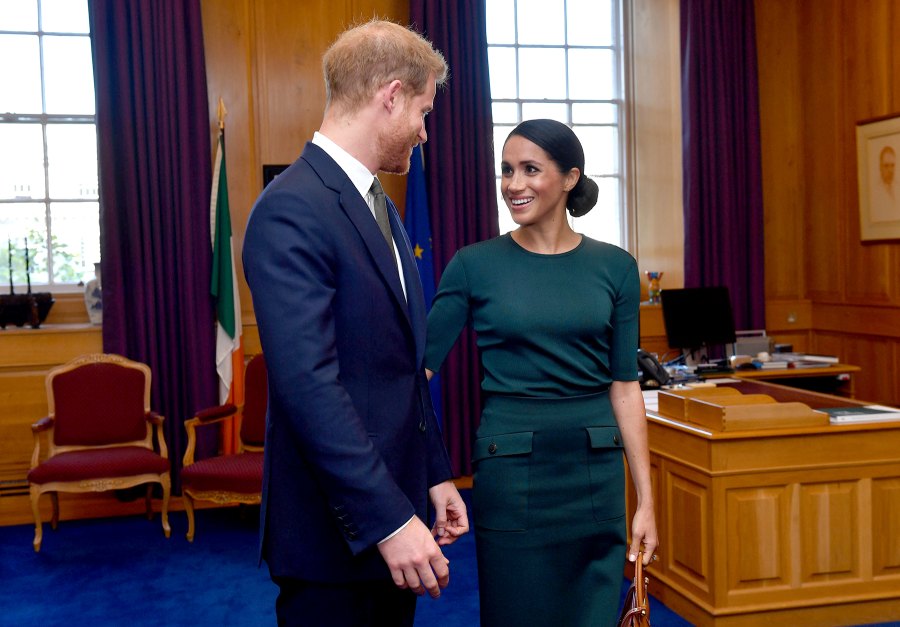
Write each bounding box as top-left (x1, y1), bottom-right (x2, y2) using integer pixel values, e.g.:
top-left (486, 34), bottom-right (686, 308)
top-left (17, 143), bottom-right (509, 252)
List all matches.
top-left (856, 113), bottom-right (900, 241)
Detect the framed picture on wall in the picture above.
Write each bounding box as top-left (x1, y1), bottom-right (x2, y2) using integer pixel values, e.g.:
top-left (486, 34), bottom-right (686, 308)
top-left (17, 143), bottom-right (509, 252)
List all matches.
top-left (856, 113), bottom-right (900, 241)
top-left (262, 164), bottom-right (289, 189)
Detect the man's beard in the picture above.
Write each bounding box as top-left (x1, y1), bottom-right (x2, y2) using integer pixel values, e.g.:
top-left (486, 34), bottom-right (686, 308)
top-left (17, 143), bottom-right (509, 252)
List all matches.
top-left (377, 122), bottom-right (417, 175)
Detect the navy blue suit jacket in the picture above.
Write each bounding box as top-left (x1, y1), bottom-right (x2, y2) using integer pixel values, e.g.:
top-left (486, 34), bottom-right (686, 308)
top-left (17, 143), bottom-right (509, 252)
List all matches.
top-left (243, 142), bottom-right (453, 582)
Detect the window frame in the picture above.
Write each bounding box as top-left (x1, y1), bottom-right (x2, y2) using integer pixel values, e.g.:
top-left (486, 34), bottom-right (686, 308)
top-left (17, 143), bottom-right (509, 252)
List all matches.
top-left (0, 7), bottom-right (98, 291)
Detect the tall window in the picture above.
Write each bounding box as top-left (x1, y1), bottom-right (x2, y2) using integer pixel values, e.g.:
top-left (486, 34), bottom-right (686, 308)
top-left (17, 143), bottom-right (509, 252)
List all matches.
top-left (0, 0), bottom-right (98, 288)
top-left (486, 0), bottom-right (627, 248)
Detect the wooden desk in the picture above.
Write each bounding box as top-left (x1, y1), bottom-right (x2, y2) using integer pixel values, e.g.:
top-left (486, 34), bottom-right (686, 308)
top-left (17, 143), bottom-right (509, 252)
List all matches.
top-left (707, 363), bottom-right (861, 397)
top-left (630, 380), bottom-right (900, 627)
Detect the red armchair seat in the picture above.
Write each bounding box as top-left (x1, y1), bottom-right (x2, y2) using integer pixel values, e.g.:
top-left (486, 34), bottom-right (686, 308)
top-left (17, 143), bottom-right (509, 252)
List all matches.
top-left (180, 452), bottom-right (263, 494)
top-left (27, 447), bottom-right (170, 484)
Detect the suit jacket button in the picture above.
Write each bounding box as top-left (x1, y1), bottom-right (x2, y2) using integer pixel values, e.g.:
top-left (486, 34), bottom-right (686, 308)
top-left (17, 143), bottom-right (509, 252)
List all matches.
top-left (613, 435), bottom-right (620, 445)
top-left (419, 420), bottom-right (426, 432)
top-left (488, 442), bottom-right (497, 454)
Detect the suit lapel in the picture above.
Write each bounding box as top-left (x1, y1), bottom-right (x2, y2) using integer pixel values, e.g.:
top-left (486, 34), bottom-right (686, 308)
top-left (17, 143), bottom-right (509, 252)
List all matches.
top-left (388, 200), bottom-right (426, 366)
top-left (301, 143), bottom-right (413, 334)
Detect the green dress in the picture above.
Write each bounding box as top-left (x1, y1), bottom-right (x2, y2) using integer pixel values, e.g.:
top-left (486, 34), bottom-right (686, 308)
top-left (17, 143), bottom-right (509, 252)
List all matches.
top-left (425, 234), bottom-right (641, 627)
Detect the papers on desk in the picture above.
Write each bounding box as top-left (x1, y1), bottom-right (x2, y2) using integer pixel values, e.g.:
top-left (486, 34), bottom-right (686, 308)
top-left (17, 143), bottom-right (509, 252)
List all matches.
top-left (821, 405), bottom-right (900, 424)
top-left (766, 352), bottom-right (840, 368)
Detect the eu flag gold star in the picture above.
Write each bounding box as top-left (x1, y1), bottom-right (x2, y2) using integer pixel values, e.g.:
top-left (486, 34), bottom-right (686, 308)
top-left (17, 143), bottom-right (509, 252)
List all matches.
top-left (413, 243), bottom-right (424, 259)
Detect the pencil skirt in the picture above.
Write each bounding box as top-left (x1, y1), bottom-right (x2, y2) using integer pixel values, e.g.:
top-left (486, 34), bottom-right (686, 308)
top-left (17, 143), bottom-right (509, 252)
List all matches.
top-left (472, 392), bottom-right (628, 627)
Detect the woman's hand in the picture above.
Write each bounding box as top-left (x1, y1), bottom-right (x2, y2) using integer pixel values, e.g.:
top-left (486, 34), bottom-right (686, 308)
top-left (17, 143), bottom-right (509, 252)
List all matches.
top-left (628, 501), bottom-right (658, 566)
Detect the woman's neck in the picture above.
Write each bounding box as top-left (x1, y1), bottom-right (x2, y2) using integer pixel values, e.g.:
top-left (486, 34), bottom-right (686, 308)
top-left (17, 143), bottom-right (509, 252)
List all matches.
top-left (511, 222), bottom-right (581, 255)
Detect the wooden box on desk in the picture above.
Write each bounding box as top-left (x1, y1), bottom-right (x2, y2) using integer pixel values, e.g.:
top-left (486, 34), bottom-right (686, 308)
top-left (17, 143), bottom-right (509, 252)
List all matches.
top-left (658, 387), bottom-right (829, 431)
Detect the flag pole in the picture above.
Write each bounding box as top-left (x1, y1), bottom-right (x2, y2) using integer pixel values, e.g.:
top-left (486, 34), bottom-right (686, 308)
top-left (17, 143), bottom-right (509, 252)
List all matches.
top-left (217, 97), bottom-right (227, 130)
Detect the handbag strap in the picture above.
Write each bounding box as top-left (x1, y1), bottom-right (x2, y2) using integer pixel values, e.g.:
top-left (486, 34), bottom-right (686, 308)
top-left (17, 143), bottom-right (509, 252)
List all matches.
top-left (634, 551), bottom-right (650, 622)
top-left (635, 551), bottom-right (647, 603)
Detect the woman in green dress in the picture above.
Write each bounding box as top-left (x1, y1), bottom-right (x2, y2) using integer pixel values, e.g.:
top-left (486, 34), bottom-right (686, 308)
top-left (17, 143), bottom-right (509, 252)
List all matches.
top-left (425, 119), bottom-right (658, 626)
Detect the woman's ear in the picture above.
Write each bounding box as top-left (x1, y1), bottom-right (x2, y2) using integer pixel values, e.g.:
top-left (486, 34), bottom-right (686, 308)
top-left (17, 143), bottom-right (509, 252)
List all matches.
top-left (563, 168), bottom-right (580, 192)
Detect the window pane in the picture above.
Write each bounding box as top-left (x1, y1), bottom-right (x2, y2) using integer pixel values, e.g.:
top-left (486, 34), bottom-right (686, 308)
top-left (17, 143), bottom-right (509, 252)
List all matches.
top-left (570, 177), bottom-right (620, 245)
top-left (575, 125), bottom-right (618, 175)
top-left (0, 0), bottom-right (38, 31)
top-left (488, 47), bottom-right (517, 99)
top-left (568, 48), bottom-right (616, 100)
top-left (517, 0), bottom-right (565, 45)
top-left (50, 201), bottom-right (99, 282)
top-left (0, 203), bottom-right (47, 285)
top-left (0, 35), bottom-right (42, 113)
top-left (46, 124), bottom-right (98, 199)
top-left (493, 125), bottom-right (516, 175)
top-left (521, 102), bottom-right (567, 123)
top-left (492, 102), bottom-right (519, 124)
top-left (485, 0), bottom-right (516, 44)
top-left (572, 102), bottom-right (617, 124)
top-left (567, 0), bottom-right (613, 46)
top-left (43, 35), bottom-right (95, 114)
top-left (518, 47), bottom-right (566, 99)
top-left (41, 0), bottom-right (89, 33)
top-left (0, 124), bottom-right (46, 200)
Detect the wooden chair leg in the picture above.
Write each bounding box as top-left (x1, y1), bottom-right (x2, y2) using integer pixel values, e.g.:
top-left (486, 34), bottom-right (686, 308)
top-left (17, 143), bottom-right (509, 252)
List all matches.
top-left (160, 475), bottom-right (171, 538)
top-left (30, 485), bottom-right (43, 552)
top-left (184, 491), bottom-right (196, 542)
top-left (145, 484), bottom-right (153, 520)
top-left (50, 492), bottom-right (59, 530)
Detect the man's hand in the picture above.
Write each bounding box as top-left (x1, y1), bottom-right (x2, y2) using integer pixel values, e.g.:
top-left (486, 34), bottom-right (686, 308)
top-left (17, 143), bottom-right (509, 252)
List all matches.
top-left (429, 480), bottom-right (469, 546)
top-left (377, 517), bottom-right (449, 598)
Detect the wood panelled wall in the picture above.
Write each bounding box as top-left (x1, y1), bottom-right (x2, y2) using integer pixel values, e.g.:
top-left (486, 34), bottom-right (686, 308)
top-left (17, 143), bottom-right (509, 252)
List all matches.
top-left (756, 0), bottom-right (900, 406)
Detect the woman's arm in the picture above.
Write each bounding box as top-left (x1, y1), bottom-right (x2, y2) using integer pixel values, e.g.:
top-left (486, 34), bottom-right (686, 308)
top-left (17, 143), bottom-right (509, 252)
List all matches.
top-left (609, 380), bottom-right (658, 566)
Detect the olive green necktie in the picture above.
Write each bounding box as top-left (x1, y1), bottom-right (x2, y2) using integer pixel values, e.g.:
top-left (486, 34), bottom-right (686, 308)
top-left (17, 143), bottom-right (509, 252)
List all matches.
top-left (370, 177), bottom-right (396, 264)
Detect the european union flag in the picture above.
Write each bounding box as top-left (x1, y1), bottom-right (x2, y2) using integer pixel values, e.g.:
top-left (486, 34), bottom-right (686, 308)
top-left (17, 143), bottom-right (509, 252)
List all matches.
top-left (405, 145), bottom-right (442, 430)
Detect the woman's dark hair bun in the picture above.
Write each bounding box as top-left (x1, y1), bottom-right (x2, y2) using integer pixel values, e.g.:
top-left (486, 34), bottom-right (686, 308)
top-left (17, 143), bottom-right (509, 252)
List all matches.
top-left (567, 176), bottom-right (599, 217)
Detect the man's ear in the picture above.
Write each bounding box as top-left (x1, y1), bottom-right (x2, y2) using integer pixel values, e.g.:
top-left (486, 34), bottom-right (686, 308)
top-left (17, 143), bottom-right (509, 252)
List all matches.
top-left (382, 79), bottom-right (404, 112)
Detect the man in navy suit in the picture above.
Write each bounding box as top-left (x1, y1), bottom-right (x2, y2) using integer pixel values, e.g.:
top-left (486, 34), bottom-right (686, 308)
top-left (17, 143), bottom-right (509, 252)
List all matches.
top-left (243, 19), bottom-right (469, 627)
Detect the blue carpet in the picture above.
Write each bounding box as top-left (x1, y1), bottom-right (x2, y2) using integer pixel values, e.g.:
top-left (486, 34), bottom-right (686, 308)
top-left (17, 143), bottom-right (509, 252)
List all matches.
top-left (1, 506), bottom-right (898, 626)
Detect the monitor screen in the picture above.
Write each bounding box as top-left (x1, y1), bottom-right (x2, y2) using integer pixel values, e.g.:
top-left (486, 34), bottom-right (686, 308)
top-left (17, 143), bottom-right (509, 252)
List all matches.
top-left (660, 287), bottom-right (737, 350)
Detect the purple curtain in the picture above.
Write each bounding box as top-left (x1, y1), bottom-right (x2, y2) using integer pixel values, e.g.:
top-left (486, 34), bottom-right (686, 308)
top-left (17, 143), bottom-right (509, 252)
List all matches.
top-left (410, 1), bottom-right (499, 476)
top-left (90, 0), bottom-right (217, 489)
top-left (681, 0), bottom-right (765, 330)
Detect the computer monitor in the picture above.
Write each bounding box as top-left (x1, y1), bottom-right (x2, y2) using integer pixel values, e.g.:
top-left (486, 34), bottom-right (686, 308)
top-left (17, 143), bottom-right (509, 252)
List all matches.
top-left (660, 287), bottom-right (737, 364)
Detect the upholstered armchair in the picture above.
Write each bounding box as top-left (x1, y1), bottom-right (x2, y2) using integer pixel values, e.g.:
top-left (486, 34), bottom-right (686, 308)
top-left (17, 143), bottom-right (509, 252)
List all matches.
top-left (27, 353), bottom-right (172, 551)
top-left (181, 353), bottom-right (266, 541)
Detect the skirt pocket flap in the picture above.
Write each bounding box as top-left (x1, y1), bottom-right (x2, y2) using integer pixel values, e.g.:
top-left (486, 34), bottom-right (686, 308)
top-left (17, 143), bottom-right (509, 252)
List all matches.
top-left (586, 426), bottom-right (623, 449)
top-left (472, 431), bottom-right (534, 462)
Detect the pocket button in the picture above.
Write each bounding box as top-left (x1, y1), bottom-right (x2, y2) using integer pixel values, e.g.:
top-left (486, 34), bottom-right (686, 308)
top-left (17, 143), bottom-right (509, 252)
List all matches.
top-left (488, 442), bottom-right (498, 454)
top-left (613, 435), bottom-right (620, 445)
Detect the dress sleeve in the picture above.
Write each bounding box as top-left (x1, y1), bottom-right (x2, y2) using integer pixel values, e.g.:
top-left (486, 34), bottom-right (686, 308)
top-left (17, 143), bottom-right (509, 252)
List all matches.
top-left (609, 254), bottom-right (641, 381)
top-left (424, 252), bottom-right (471, 372)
